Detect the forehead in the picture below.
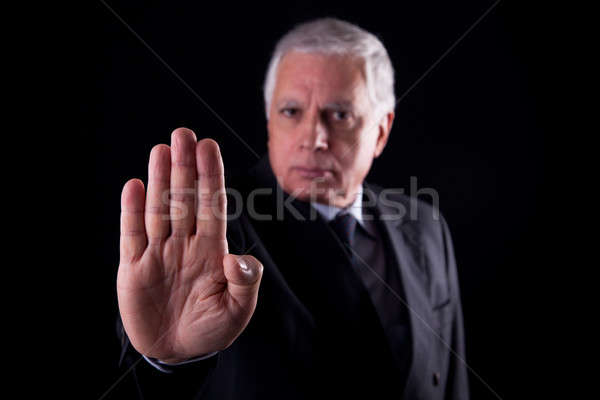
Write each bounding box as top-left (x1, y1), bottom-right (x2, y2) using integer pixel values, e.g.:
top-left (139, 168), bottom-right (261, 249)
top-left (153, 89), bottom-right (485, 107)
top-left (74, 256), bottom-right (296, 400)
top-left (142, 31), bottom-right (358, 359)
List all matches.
top-left (273, 51), bottom-right (367, 103)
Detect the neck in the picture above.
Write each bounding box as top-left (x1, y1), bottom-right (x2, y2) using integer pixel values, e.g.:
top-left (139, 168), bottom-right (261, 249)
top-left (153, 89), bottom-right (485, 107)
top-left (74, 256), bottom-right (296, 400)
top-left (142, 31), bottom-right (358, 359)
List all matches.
top-left (313, 185), bottom-right (363, 209)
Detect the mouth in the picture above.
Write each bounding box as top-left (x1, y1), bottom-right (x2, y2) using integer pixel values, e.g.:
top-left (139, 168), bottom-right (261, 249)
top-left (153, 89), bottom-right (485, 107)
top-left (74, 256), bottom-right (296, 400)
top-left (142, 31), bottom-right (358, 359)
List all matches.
top-left (291, 166), bottom-right (333, 179)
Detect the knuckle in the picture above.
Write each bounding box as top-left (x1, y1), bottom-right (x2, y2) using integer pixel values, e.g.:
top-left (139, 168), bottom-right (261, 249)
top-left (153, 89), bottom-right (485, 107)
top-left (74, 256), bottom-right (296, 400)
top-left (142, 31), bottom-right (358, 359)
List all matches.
top-left (169, 192), bottom-right (195, 202)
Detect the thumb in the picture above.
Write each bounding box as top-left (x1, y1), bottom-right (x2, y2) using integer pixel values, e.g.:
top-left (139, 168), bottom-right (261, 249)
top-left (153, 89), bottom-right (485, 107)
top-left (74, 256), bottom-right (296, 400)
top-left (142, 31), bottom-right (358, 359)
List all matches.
top-left (223, 254), bottom-right (263, 307)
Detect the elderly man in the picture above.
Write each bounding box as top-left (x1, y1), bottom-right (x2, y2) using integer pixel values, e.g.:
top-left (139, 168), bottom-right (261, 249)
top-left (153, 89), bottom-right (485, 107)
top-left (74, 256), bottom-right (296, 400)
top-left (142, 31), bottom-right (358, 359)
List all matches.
top-left (116, 18), bottom-right (469, 399)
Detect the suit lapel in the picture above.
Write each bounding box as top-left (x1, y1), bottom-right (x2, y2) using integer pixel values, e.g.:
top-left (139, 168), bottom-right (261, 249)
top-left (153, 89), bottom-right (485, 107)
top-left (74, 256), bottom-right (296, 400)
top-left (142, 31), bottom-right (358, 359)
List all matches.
top-left (371, 186), bottom-right (434, 398)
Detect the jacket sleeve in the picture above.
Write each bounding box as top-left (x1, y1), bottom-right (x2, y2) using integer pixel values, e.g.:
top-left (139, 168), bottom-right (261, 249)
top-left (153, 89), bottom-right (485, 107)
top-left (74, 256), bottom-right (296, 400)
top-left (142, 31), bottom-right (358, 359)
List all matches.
top-left (440, 215), bottom-right (470, 400)
top-left (113, 315), bottom-right (219, 399)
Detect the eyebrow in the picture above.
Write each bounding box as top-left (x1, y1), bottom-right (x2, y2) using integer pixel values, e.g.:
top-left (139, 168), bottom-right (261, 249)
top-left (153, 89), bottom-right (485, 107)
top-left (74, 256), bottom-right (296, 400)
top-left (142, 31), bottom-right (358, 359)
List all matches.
top-left (276, 98), bottom-right (302, 108)
top-left (277, 99), bottom-right (355, 111)
top-left (322, 101), bottom-right (354, 111)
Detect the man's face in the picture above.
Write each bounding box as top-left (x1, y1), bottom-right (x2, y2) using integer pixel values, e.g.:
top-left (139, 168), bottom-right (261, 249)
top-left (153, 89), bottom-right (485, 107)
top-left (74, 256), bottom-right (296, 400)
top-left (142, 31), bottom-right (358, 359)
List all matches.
top-left (267, 51), bottom-right (393, 207)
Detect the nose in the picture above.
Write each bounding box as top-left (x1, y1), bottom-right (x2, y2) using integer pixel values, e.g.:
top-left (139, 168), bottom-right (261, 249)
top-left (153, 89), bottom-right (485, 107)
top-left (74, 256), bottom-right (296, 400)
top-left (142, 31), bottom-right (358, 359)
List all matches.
top-left (300, 112), bottom-right (328, 151)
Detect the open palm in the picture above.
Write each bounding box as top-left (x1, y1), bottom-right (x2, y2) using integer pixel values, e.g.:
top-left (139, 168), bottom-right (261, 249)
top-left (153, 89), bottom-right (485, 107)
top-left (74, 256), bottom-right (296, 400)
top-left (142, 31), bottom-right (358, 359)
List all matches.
top-left (117, 128), bottom-right (263, 363)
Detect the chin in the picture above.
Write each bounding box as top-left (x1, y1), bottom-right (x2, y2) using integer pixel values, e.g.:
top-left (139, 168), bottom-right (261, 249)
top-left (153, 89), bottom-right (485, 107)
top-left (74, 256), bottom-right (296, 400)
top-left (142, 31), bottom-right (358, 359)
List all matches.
top-left (281, 177), bottom-right (340, 205)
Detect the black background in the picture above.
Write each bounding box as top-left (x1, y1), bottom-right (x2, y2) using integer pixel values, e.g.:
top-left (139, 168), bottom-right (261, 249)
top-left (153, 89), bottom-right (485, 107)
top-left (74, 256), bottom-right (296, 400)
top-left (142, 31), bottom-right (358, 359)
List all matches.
top-left (74, 1), bottom-right (553, 398)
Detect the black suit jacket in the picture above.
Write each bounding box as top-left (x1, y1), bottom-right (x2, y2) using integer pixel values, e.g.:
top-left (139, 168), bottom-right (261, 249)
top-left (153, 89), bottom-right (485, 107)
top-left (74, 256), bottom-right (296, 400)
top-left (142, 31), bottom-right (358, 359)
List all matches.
top-left (114, 157), bottom-right (469, 400)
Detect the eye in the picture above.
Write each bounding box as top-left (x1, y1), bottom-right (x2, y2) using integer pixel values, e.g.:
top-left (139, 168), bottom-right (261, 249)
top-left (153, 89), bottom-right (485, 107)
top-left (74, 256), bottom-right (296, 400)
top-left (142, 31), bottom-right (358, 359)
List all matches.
top-left (332, 110), bottom-right (349, 121)
top-left (281, 108), bottom-right (299, 118)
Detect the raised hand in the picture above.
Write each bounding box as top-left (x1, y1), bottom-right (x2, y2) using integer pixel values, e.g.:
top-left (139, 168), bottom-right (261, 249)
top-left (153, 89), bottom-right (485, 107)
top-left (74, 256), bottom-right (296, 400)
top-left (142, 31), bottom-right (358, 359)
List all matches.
top-left (117, 128), bottom-right (263, 363)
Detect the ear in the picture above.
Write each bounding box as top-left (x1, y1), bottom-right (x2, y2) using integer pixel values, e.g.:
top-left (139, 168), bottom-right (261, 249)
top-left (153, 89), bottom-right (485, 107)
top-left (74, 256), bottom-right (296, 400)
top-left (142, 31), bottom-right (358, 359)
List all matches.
top-left (373, 111), bottom-right (394, 158)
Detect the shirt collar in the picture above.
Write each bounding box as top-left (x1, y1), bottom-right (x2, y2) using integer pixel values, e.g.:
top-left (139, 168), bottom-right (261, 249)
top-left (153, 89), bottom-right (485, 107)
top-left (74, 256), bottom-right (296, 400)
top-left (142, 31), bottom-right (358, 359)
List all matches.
top-left (311, 185), bottom-right (364, 226)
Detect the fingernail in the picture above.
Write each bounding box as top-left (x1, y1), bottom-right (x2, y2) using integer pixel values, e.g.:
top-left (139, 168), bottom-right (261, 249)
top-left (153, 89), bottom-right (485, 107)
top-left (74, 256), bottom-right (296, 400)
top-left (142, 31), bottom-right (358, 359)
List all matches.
top-left (238, 257), bottom-right (249, 272)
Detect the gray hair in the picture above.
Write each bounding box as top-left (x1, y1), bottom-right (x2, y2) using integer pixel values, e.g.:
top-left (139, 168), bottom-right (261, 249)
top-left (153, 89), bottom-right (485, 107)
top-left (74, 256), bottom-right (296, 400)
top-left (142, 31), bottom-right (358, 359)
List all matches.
top-left (263, 17), bottom-right (396, 120)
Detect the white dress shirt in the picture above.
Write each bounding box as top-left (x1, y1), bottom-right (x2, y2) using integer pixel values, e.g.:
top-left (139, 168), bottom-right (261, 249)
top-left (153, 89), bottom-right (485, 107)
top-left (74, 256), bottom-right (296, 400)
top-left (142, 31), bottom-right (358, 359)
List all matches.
top-left (310, 185), bottom-right (364, 224)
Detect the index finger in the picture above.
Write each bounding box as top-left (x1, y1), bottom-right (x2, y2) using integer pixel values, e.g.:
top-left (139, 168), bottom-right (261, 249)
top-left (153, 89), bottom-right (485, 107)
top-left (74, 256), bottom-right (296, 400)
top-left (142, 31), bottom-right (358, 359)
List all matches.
top-left (195, 138), bottom-right (226, 239)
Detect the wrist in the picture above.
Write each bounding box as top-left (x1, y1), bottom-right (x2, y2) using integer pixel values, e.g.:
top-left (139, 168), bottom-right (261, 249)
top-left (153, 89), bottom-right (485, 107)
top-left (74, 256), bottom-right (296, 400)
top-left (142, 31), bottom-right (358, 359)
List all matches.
top-left (156, 351), bottom-right (219, 366)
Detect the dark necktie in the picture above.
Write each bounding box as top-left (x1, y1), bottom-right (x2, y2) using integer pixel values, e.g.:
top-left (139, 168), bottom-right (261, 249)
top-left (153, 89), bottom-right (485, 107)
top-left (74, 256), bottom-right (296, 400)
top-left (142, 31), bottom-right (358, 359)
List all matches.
top-left (329, 212), bottom-right (357, 255)
top-left (329, 208), bottom-right (412, 391)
